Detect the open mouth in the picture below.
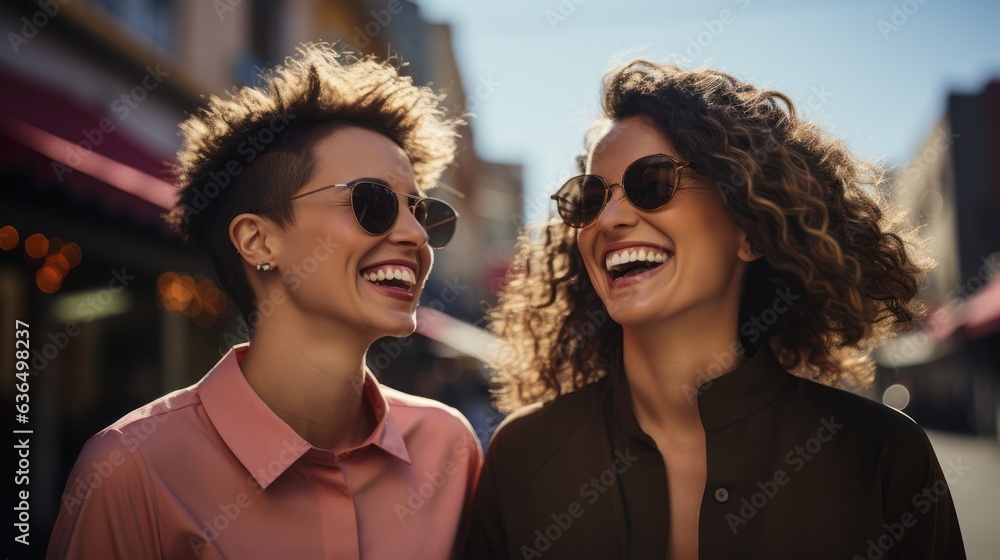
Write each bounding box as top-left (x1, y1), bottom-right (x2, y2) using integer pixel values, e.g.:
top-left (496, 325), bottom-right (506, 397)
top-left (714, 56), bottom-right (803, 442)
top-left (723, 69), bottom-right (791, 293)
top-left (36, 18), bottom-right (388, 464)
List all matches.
top-left (605, 247), bottom-right (671, 281)
top-left (360, 265), bottom-right (417, 293)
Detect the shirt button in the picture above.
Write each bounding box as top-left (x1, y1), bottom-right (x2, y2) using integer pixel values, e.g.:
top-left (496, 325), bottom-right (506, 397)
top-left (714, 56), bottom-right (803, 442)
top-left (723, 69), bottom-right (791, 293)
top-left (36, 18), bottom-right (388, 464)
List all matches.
top-left (714, 488), bottom-right (729, 503)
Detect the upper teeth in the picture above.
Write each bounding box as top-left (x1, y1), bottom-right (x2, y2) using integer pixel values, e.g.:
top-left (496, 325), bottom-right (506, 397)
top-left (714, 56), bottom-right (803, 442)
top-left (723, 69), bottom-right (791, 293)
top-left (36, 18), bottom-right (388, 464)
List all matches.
top-left (605, 247), bottom-right (670, 271)
top-left (362, 266), bottom-right (416, 286)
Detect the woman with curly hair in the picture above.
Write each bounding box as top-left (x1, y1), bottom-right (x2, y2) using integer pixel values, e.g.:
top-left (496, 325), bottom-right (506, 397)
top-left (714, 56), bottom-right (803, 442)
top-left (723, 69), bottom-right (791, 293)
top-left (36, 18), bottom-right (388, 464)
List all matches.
top-left (465, 61), bottom-right (965, 559)
top-left (48, 43), bottom-right (481, 559)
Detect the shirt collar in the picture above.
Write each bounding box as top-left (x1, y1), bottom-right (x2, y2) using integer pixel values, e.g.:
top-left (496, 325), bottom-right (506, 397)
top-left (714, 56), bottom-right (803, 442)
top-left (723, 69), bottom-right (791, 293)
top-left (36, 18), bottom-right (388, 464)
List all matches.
top-left (611, 344), bottom-right (789, 438)
top-left (199, 343), bottom-right (412, 490)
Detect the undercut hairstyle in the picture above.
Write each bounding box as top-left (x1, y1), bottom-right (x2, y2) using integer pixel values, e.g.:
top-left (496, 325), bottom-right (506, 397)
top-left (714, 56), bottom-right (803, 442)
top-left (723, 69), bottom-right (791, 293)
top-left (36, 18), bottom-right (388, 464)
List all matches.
top-left (489, 60), bottom-right (933, 413)
top-left (165, 42), bottom-right (461, 324)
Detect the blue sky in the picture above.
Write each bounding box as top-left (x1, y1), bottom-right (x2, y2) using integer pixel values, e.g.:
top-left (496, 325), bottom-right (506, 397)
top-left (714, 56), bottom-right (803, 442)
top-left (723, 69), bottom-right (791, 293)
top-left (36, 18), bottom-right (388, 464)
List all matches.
top-left (415, 0), bottom-right (1000, 224)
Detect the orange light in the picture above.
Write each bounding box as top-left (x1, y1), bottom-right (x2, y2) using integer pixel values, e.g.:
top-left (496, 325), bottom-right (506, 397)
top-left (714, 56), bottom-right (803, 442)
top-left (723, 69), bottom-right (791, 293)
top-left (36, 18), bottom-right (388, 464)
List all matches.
top-left (46, 253), bottom-right (71, 272)
top-left (25, 233), bottom-right (49, 259)
top-left (157, 271), bottom-right (230, 326)
top-left (60, 242), bottom-right (82, 268)
top-left (36, 266), bottom-right (62, 293)
top-left (40, 264), bottom-right (63, 282)
top-left (202, 286), bottom-right (224, 315)
top-left (167, 281), bottom-right (193, 310)
top-left (0, 226), bottom-right (18, 250)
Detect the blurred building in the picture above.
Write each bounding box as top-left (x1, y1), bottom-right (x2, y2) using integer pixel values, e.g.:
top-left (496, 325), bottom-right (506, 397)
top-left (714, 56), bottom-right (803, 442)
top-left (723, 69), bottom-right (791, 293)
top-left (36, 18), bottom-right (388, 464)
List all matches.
top-left (875, 81), bottom-right (1000, 439)
top-left (0, 0), bottom-right (519, 551)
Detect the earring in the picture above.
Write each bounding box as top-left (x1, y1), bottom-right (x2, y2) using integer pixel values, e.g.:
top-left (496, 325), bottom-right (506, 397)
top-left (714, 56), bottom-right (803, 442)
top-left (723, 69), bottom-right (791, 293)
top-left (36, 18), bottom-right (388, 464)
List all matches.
top-left (256, 262), bottom-right (272, 272)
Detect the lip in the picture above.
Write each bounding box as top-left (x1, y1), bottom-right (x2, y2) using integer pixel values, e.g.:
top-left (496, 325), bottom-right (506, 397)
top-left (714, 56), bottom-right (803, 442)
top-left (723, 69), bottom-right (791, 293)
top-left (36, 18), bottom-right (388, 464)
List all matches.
top-left (359, 258), bottom-right (421, 302)
top-left (365, 282), bottom-right (415, 302)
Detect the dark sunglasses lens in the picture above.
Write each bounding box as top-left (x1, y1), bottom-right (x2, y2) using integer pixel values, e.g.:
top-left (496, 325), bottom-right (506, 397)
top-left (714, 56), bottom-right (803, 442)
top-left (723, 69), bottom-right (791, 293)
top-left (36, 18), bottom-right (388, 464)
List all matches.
top-left (352, 182), bottom-right (398, 234)
top-left (554, 175), bottom-right (606, 227)
top-left (623, 154), bottom-right (677, 210)
top-left (413, 198), bottom-right (457, 248)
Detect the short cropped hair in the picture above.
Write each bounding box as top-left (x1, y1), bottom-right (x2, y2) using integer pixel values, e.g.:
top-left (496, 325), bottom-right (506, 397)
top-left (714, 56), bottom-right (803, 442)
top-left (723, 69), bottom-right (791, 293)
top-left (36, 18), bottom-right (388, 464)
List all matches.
top-left (165, 42), bottom-right (461, 325)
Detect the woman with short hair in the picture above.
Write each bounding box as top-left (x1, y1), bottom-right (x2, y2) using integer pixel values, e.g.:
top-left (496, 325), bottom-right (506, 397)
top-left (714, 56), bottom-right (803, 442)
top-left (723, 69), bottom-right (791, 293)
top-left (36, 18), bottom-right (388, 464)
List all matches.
top-left (49, 43), bottom-right (481, 559)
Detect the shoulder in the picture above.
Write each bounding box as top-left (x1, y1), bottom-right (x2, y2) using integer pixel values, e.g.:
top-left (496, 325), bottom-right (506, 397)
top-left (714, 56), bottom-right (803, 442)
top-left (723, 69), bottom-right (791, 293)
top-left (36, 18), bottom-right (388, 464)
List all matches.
top-left (382, 385), bottom-right (479, 442)
top-left (781, 374), bottom-right (939, 469)
top-left (57, 424), bottom-right (161, 527)
top-left (784, 375), bottom-right (925, 437)
top-left (50, 397), bottom-right (185, 558)
top-left (110, 383), bottom-right (202, 424)
top-left (487, 376), bottom-right (611, 458)
top-left (381, 385), bottom-right (484, 475)
top-left (64, 426), bottom-right (150, 492)
top-left (73, 384), bottom-right (202, 476)
top-left (102, 384), bottom-right (202, 447)
top-left (471, 378), bottom-right (612, 521)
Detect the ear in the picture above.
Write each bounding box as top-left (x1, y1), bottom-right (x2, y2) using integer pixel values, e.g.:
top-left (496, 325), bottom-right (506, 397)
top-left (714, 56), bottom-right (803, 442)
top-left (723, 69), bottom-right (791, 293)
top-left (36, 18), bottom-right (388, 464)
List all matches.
top-left (737, 231), bottom-right (763, 263)
top-left (230, 213), bottom-right (280, 271)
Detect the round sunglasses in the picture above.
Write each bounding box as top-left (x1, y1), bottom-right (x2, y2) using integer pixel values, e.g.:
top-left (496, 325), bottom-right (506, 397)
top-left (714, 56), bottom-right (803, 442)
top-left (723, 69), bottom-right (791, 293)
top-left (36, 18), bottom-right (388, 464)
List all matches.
top-left (249, 179), bottom-right (459, 249)
top-left (550, 153), bottom-right (695, 228)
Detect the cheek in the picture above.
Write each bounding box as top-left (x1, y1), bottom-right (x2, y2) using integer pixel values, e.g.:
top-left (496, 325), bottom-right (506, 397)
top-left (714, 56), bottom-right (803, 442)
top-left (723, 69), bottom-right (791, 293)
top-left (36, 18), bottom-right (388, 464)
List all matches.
top-left (422, 247), bottom-right (434, 279)
top-left (682, 227), bottom-right (742, 277)
top-left (575, 230), bottom-right (607, 294)
top-left (300, 223), bottom-right (368, 274)
top-left (679, 198), bottom-right (740, 250)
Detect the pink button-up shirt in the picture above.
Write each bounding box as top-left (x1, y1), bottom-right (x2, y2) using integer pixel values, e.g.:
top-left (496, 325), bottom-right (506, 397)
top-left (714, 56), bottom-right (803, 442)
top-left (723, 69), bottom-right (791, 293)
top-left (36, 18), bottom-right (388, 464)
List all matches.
top-left (48, 343), bottom-right (483, 559)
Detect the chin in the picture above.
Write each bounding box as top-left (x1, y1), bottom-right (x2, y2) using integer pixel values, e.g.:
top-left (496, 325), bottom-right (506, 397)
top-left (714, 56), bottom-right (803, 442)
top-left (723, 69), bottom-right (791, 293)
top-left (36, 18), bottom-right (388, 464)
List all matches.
top-left (606, 299), bottom-right (675, 329)
top-left (390, 324), bottom-right (417, 338)
top-left (375, 316), bottom-right (418, 339)
top-left (607, 309), bottom-right (647, 329)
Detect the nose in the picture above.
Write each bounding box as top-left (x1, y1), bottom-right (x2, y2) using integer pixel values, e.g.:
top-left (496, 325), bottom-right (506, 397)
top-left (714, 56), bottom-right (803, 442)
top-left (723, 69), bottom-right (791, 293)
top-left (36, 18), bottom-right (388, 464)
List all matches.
top-left (387, 196), bottom-right (430, 249)
top-left (594, 183), bottom-right (639, 232)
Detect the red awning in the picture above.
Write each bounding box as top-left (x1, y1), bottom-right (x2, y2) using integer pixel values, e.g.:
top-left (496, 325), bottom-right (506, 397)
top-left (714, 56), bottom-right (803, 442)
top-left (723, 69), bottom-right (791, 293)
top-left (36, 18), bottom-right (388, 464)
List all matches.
top-left (3, 117), bottom-right (174, 210)
top-left (1, 66), bottom-right (177, 228)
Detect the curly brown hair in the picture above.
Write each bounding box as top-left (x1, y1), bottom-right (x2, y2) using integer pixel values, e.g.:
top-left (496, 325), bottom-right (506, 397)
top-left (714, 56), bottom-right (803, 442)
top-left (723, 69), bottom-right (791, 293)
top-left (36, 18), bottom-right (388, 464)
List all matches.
top-left (489, 60), bottom-right (933, 413)
top-left (165, 42), bottom-right (460, 324)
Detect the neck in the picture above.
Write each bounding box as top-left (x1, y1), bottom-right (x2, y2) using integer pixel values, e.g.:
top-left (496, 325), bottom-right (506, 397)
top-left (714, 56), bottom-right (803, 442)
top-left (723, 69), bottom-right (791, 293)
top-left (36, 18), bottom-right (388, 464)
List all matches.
top-left (621, 300), bottom-right (747, 435)
top-left (239, 312), bottom-right (377, 452)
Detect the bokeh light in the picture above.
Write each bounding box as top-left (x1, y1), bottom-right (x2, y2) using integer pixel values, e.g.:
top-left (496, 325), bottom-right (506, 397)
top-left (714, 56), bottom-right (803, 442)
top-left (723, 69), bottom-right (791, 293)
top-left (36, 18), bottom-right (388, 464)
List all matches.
top-left (60, 242), bottom-right (83, 267)
top-left (0, 225), bottom-right (18, 250)
top-left (46, 252), bottom-right (71, 272)
top-left (157, 271), bottom-right (230, 327)
top-left (882, 384), bottom-right (911, 410)
top-left (21, 234), bottom-right (83, 293)
top-left (36, 265), bottom-right (63, 293)
top-left (24, 233), bottom-right (49, 259)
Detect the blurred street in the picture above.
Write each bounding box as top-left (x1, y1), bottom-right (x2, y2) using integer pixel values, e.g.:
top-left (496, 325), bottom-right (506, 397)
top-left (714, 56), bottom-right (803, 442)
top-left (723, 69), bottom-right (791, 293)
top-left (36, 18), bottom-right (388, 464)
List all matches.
top-left (2, 0), bottom-right (998, 557)
top-left (928, 431), bottom-right (1000, 560)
